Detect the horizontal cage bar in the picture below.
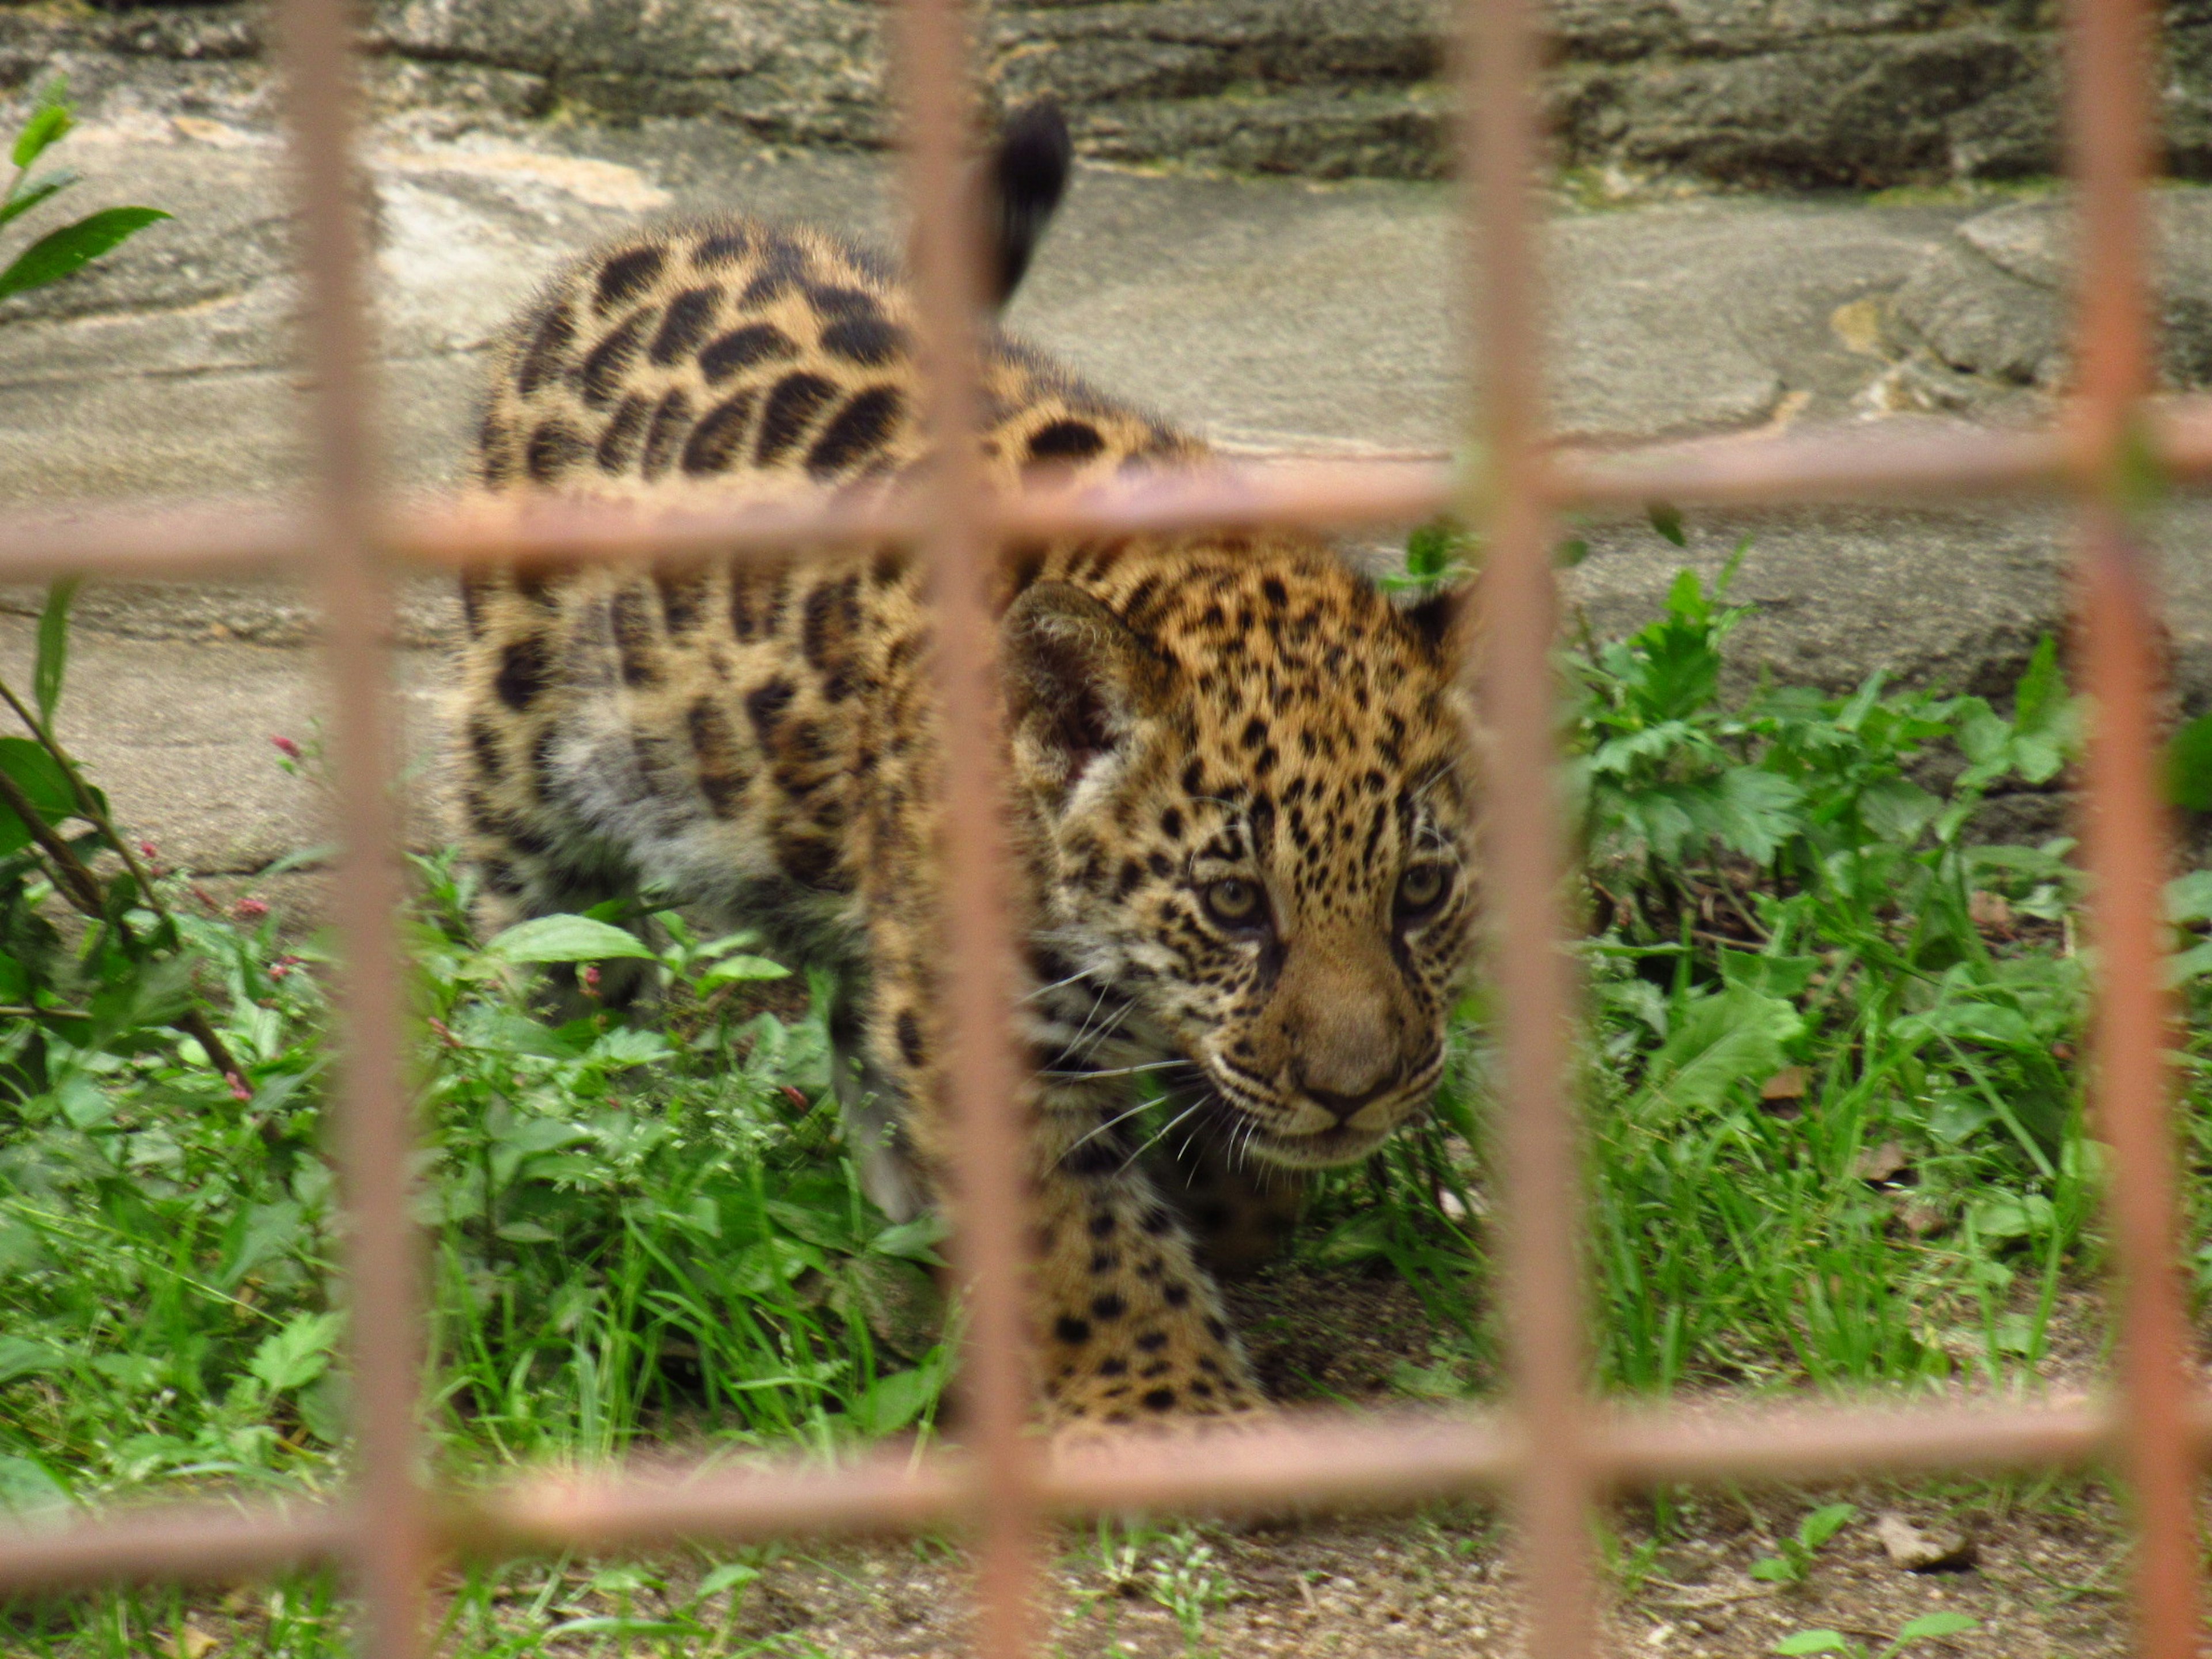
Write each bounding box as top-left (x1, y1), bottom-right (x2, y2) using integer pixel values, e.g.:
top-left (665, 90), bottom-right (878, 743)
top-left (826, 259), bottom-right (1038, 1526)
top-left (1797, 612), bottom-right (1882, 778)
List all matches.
top-left (5, 1395), bottom-right (2203, 1596)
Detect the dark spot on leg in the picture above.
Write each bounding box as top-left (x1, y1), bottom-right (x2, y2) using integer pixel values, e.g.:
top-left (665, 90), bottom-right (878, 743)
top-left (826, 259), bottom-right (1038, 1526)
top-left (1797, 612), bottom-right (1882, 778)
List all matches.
top-left (480, 857), bottom-right (524, 896)
top-left (1053, 1316), bottom-right (1091, 1344)
top-left (650, 286), bottom-right (721, 365)
top-left (896, 1009), bottom-right (926, 1067)
top-left (805, 384), bottom-right (904, 479)
top-left (596, 394), bottom-right (650, 474)
top-left (807, 283), bottom-right (878, 319)
top-left (685, 697), bottom-right (749, 817)
top-left (466, 713), bottom-right (505, 782)
top-left (738, 239), bottom-right (809, 306)
top-left (654, 566), bottom-right (709, 635)
top-left (1135, 1330), bottom-right (1168, 1353)
top-left (1090, 1293), bottom-right (1126, 1321)
top-left (1089, 1253), bottom-right (1116, 1272)
top-left (526, 420), bottom-right (588, 483)
top-left (745, 676), bottom-right (796, 740)
top-left (578, 308), bottom-right (652, 407)
top-left (1141, 1387), bottom-right (1177, 1412)
top-left (1164, 1282), bottom-right (1191, 1307)
top-left (1087, 1210), bottom-right (1116, 1238)
top-left (610, 585), bottom-right (660, 688)
top-left (819, 315), bottom-right (907, 368)
top-left (681, 389), bottom-right (759, 475)
top-left (517, 302), bottom-right (574, 395)
top-left (694, 226), bottom-right (749, 267)
top-left (594, 245), bottom-right (664, 314)
top-left (754, 372), bottom-right (836, 467)
top-left (1061, 1139), bottom-right (1121, 1178)
top-left (641, 389), bottom-right (691, 480)
top-left (699, 323), bottom-right (798, 385)
top-left (1097, 1356), bottom-right (1127, 1378)
top-left (477, 414), bottom-right (515, 487)
top-left (495, 634), bottom-right (549, 711)
top-left (1027, 419), bottom-right (1105, 464)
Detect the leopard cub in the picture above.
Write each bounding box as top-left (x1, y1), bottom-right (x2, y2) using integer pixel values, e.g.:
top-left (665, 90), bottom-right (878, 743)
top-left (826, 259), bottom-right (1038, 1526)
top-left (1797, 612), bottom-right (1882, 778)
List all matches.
top-left (454, 104), bottom-right (1480, 1428)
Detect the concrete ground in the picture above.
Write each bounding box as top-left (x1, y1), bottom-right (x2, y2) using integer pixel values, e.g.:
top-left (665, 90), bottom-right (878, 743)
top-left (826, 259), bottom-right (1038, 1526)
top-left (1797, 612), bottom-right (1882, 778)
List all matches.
top-left (1, 111), bottom-right (2206, 883)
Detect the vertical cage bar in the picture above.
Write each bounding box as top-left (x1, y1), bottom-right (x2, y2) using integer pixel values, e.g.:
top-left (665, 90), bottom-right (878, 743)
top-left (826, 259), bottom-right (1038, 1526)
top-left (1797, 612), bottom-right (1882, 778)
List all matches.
top-left (1463, 2), bottom-right (1595, 1656)
top-left (888, 4), bottom-right (1041, 1657)
top-left (272, 1), bottom-right (423, 1656)
top-left (2065, 1), bottom-right (2205, 1653)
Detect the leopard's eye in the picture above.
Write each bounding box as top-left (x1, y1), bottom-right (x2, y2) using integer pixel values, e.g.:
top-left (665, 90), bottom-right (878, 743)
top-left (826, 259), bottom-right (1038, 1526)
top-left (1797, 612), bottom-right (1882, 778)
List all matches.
top-left (1395, 862), bottom-right (1449, 921)
top-left (1201, 877), bottom-right (1267, 929)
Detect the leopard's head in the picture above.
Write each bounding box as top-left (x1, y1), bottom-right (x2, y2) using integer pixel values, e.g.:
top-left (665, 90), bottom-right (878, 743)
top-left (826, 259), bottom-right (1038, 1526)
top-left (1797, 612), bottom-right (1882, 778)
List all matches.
top-left (1003, 546), bottom-right (1479, 1170)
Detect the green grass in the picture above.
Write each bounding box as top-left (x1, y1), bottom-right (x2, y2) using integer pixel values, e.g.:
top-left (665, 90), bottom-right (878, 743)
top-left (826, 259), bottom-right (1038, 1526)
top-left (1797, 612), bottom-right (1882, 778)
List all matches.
top-left (3, 522), bottom-right (2210, 1654)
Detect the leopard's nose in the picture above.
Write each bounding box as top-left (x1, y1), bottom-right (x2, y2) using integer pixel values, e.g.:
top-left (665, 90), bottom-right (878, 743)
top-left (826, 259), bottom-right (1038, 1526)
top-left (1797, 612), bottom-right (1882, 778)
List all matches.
top-left (1295, 1067), bottom-right (1399, 1124)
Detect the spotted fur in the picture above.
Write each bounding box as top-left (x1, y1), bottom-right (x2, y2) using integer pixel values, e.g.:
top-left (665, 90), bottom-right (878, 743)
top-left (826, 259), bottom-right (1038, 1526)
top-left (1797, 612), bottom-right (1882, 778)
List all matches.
top-left (456, 172), bottom-right (1480, 1429)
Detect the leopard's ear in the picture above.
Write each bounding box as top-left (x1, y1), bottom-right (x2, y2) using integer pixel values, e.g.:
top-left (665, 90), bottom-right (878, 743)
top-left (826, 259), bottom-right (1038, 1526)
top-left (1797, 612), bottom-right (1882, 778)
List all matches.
top-left (1001, 581), bottom-right (1168, 799)
top-left (986, 98), bottom-right (1072, 306)
top-left (1397, 581), bottom-right (1476, 669)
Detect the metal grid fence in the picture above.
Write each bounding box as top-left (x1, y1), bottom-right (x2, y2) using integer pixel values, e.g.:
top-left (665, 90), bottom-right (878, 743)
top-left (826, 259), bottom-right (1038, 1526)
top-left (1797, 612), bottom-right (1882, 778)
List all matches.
top-left (0, 0), bottom-right (2204, 1653)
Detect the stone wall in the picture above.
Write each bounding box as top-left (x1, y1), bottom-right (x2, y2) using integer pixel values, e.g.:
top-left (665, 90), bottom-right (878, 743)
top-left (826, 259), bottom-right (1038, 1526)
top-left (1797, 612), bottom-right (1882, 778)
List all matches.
top-left (6, 0), bottom-right (2212, 186)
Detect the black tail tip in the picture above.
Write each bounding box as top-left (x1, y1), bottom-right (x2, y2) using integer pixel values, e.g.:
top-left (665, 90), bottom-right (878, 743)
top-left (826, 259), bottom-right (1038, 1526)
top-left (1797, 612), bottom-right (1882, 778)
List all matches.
top-left (989, 97), bottom-right (1074, 307)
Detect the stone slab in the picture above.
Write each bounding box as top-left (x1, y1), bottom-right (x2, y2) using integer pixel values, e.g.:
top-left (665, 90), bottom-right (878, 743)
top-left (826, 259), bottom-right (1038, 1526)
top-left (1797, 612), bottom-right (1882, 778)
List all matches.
top-left (2, 116), bottom-right (2210, 880)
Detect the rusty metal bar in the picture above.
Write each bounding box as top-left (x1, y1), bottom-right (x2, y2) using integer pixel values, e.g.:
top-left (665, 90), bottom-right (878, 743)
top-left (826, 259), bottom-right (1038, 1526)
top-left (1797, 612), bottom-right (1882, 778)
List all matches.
top-left (23, 402), bottom-right (2212, 586)
top-left (887, 2), bottom-right (1040, 1657)
top-left (13, 1395), bottom-right (2192, 1597)
top-left (1463, 2), bottom-right (1595, 1658)
top-left (271, 1), bottom-right (425, 1657)
top-left (0, 0), bottom-right (2202, 1650)
top-left (2065, 0), bottom-right (2206, 1654)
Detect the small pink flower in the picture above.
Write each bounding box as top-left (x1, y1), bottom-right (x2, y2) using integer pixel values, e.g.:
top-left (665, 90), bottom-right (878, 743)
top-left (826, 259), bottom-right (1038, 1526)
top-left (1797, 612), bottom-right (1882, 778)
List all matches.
top-left (235, 896), bottom-right (269, 921)
top-left (138, 840), bottom-right (158, 859)
top-left (226, 1073), bottom-right (252, 1103)
top-left (270, 735), bottom-right (301, 760)
top-left (579, 964), bottom-right (602, 998)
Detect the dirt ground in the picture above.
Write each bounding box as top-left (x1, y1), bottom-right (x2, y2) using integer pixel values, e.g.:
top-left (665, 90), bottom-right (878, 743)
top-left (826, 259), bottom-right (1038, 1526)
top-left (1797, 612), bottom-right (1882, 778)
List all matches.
top-left (40, 1261), bottom-right (2157, 1658)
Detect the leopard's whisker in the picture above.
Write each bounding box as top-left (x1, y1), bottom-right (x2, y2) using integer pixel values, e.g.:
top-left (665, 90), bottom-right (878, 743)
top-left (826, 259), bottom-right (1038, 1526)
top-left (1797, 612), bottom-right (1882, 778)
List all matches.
top-left (1021, 964), bottom-right (1103, 1004)
top-left (1061, 1092), bottom-right (1172, 1157)
top-left (1039, 1058), bottom-right (1187, 1081)
top-left (1118, 1100), bottom-right (1207, 1174)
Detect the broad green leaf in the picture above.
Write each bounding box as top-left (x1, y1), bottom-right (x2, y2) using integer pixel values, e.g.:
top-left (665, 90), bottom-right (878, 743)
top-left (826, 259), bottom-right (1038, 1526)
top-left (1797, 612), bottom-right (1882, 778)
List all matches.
top-left (1631, 985), bottom-right (1803, 1124)
top-left (1718, 948), bottom-right (1818, 999)
top-left (0, 206), bottom-right (169, 302)
top-left (2167, 869), bottom-right (2212, 925)
top-left (1891, 1612), bottom-right (1976, 1645)
top-left (0, 171), bottom-right (73, 230)
top-left (1748, 1556), bottom-right (1797, 1583)
top-left (1858, 776), bottom-right (1940, 844)
top-left (698, 953), bottom-right (791, 986)
top-left (2013, 634), bottom-right (2065, 733)
top-left (1798, 1502), bottom-right (1857, 1550)
top-left (0, 1455), bottom-right (70, 1514)
top-left (33, 577), bottom-right (78, 725)
top-left (1772, 1635), bottom-right (1853, 1657)
top-left (11, 84), bottom-right (72, 171)
top-left (484, 913), bottom-right (655, 964)
top-left (0, 1336), bottom-right (66, 1385)
top-left (870, 1211), bottom-right (952, 1263)
top-left (2169, 710), bottom-right (2212, 812)
top-left (1647, 500), bottom-right (1687, 547)
top-left (695, 1563), bottom-right (760, 1600)
top-left (0, 737), bottom-right (72, 856)
top-left (247, 1310), bottom-right (342, 1395)
top-left (855, 1363), bottom-right (939, 1435)
top-left (220, 1199), bottom-right (304, 1289)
